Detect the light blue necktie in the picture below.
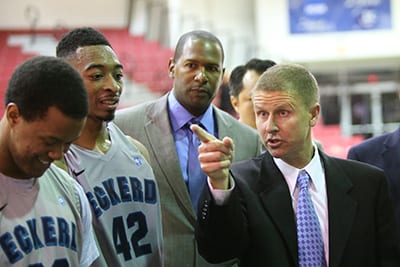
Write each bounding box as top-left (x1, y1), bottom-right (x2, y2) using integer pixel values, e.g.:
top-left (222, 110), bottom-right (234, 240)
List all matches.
top-left (184, 119), bottom-right (207, 214)
top-left (296, 170), bottom-right (326, 267)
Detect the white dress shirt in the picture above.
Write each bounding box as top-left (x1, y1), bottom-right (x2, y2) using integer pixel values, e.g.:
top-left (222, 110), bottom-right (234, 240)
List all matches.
top-left (274, 146), bottom-right (329, 265)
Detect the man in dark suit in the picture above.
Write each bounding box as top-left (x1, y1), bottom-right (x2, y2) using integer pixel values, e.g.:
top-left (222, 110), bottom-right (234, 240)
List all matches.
top-left (347, 128), bottom-right (400, 241)
top-left (114, 30), bottom-right (262, 267)
top-left (228, 58), bottom-right (276, 129)
top-left (192, 63), bottom-right (400, 267)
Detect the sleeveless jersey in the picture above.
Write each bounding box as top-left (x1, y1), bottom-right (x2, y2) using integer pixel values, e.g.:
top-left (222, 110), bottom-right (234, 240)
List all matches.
top-left (65, 122), bottom-right (163, 267)
top-left (0, 164), bottom-right (97, 267)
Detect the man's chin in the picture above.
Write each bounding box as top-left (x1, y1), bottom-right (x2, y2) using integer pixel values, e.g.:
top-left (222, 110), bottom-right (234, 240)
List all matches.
top-left (266, 148), bottom-right (284, 159)
top-left (97, 113), bottom-right (115, 122)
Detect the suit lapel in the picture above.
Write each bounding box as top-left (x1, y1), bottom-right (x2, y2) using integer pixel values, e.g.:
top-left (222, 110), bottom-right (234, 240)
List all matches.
top-left (214, 107), bottom-right (232, 138)
top-left (320, 153), bottom-right (357, 267)
top-left (144, 95), bottom-right (195, 220)
top-left (258, 154), bottom-right (298, 264)
top-left (215, 108), bottom-right (245, 163)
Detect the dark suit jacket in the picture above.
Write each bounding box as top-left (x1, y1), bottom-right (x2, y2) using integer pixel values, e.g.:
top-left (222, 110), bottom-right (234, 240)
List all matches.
top-left (347, 128), bottom-right (400, 234)
top-left (114, 93), bottom-right (262, 267)
top-left (196, 151), bottom-right (400, 267)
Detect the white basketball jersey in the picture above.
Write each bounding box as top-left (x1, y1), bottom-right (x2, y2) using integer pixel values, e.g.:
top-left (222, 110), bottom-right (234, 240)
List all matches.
top-left (65, 122), bottom-right (163, 267)
top-left (0, 165), bottom-right (85, 267)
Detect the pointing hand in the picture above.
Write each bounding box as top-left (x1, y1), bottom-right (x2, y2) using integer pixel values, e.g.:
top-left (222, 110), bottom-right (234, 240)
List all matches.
top-left (190, 124), bottom-right (234, 190)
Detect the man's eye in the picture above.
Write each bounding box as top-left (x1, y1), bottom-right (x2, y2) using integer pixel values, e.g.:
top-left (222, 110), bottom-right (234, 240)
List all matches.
top-left (257, 111), bottom-right (267, 117)
top-left (279, 110), bottom-right (289, 117)
top-left (44, 140), bottom-right (57, 147)
top-left (207, 66), bottom-right (219, 72)
top-left (90, 73), bottom-right (104, 80)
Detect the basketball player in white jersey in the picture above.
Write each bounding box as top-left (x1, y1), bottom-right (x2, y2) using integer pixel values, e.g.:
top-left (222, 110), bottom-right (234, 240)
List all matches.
top-left (0, 56), bottom-right (99, 266)
top-left (55, 27), bottom-right (163, 267)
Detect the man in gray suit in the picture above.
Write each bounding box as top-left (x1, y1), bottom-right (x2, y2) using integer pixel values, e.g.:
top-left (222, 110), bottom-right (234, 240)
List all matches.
top-left (114, 30), bottom-right (262, 267)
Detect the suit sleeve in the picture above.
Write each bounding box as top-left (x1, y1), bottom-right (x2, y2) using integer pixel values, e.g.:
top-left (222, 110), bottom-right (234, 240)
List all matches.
top-left (195, 179), bottom-right (249, 264)
top-left (347, 146), bottom-right (359, 160)
top-left (375, 173), bottom-right (400, 265)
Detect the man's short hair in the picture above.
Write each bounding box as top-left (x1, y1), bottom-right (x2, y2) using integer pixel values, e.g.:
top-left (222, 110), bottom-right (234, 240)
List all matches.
top-left (254, 63), bottom-right (319, 108)
top-left (245, 58), bottom-right (276, 75)
top-left (229, 58), bottom-right (276, 97)
top-left (56, 27), bottom-right (111, 58)
top-left (5, 56), bottom-right (88, 121)
top-left (173, 30), bottom-right (225, 62)
top-left (228, 65), bottom-right (246, 97)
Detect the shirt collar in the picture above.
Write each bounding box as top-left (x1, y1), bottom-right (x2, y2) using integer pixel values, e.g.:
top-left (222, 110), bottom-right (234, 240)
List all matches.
top-left (168, 90), bottom-right (214, 134)
top-left (273, 144), bottom-right (324, 196)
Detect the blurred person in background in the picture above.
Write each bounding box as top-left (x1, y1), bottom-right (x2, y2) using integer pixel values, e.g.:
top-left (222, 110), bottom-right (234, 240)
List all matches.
top-left (214, 71), bottom-right (236, 117)
top-left (229, 58), bottom-right (276, 129)
top-left (347, 92), bottom-right (400, 242)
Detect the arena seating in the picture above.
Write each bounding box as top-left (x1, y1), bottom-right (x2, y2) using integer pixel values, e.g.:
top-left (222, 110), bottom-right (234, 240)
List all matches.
top-left (0, 29), bottom-right (363, 158)
top-left (0, 31), bottom-right (37, 116)
top-left (101, 29), bottom-right (173, 94)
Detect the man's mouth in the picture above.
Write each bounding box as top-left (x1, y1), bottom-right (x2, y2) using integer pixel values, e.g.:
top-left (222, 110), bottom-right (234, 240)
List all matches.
top-left (99, 97), bottom-right (120, 108)
top-left (266, 138), bottom-right (282, 148)
top-left (190, 87), bottom-right (209, 96)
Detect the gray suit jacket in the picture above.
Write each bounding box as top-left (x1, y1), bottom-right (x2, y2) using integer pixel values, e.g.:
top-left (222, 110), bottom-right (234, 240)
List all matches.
top-left (114, 93), bottom-right (262, 267)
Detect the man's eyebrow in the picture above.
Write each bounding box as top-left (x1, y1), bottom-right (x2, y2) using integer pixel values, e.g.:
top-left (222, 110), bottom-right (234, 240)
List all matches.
top-left (85, 63), bottom-right (124, 71)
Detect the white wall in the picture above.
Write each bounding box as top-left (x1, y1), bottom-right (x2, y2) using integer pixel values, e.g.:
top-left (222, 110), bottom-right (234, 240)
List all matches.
top-left (1, 0), bottom-right (399, 72)
top-left (0, 0), bottom-right (129, 29)
top-left (255, 0), bottom-right (400, 72)
top-left (166, 0), bottom-right (400, 71)
top-left (167, 0), bottom-right (256, 69)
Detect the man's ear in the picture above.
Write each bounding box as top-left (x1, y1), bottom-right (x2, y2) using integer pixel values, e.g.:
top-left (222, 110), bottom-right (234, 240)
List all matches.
top-left (6, 103), bottom-right (21, 125)
top-left (168, 58), bottom-right (175, 78)
top-left (230, 95), bottom-right (239, 114)
top-left (309, 103), bottom-right (320, 127)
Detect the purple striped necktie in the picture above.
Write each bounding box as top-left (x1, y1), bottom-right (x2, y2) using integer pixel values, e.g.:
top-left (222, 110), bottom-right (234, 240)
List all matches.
top-left (296, 170), bottom-right (326, 267)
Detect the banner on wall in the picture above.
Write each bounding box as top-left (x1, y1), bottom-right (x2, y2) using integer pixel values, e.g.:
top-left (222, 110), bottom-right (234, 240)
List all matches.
top-left (289, 0), bottom-right (392, 34)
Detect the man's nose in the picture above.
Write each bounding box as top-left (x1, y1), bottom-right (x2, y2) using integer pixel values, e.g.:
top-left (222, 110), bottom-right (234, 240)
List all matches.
top-left (105, 75), bottom-right (122, 94)
top-left (265, 116), bottom-right (278, 133)
top-left (194, 68), bottom-right (208, 83)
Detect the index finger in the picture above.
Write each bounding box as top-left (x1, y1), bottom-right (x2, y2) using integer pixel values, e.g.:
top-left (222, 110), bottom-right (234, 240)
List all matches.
top-left (190, 124), bottom-right (217, 143)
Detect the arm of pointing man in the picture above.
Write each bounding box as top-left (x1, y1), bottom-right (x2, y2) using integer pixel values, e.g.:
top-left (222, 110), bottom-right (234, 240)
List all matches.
top-left (190, 124), bottom-right (234, 190)
top-left (192, 124), bottom-right (245, 265)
